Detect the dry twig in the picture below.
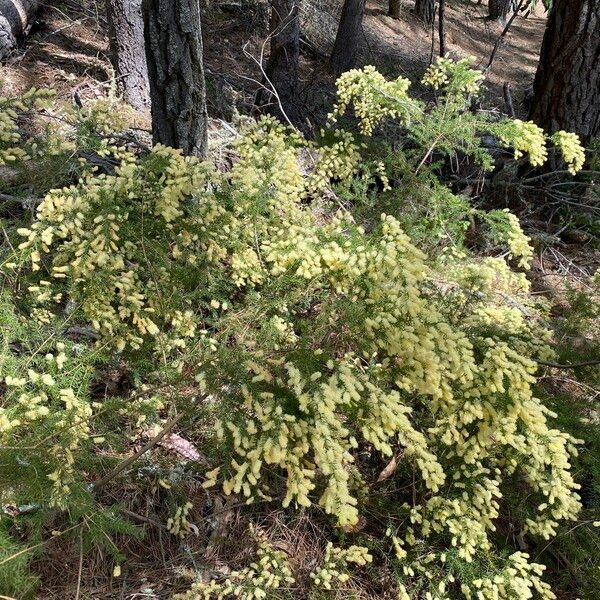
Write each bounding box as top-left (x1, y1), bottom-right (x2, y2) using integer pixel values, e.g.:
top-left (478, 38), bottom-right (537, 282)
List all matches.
top-left (92, 412), bottom-right (185, 492)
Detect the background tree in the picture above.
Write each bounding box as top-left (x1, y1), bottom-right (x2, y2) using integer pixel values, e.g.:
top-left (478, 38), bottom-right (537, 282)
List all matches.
top-left (529, 0), bottom-right (600, 143)
top-left (258, 0), bottom-right (301, 123)
top-left (438, 0), bottom-right (446, 55)
top-left (330, 0), bottom-right (366, 76)
top-left (414, 0), bottom-right (435, 25)
top-left (143, 0), bottom-right (208, 157)
top-left (488, 0), bottom-right (517, 23)
top-left (0, 0), bottom-right (39, 60)
top-left (106, 0), bottom-right (149, 110)
top-left (389, 0), bottom-right (401, 18)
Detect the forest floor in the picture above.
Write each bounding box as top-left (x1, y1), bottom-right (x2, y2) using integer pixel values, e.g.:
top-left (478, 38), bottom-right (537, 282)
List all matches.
top-left (0, 0), bottom-right (547, 122)
top-left (0, 1), bottom-right (598, 598)
top-left (301, 0), bottom-right (548, 110)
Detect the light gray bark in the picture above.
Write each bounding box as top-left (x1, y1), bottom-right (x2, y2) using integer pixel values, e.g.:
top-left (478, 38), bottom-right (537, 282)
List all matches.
top-left (0, 0), bottom-right (38, 60)
top-left (106, 0), bottom-right (150, 110)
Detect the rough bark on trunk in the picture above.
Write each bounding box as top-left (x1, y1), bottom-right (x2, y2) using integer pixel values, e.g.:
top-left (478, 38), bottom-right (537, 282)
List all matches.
top-left (143, 0), bottom-right (208, 157)
top-left (529, 0), bottom-right (600, 143)
top-left (488, 0), bottom-right (517, 24)
top-left (0, 0), bottom-right (38, 60)
top-left (389, 0), bottom-right (401, 18)
top-left (106, 0), bottom-right (150, 110)
top-left (330, 0), bottom-right (365, 76)
top-left (438, 0), bottom-right (446, 56)
top-left (414, 0), bottom-right (435, 25)
top-left (260, 0), bottom-right (300, 123)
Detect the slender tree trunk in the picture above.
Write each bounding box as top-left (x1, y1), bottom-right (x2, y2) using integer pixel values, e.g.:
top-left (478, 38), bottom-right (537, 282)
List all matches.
top-left (529, 0), bottom-right (600, 143)
top-left (488, 0), bottom-right (517, 24)
top-left (0, 0), bottom-right (38, 60)
top-left (260, 0), bottom-right (300, 124)
top-left (438, 0), bottom-right (446, 56)
top-left (389, 0), bottom-right (401, 18)
top-left (106, 0), bottom-right (150, 110)
top-left (330, 0), bottom-right (365, 76)
top-left (414, 0), bottom-right (435, 25)
top-left (143, 0), bottom-right (208, 157)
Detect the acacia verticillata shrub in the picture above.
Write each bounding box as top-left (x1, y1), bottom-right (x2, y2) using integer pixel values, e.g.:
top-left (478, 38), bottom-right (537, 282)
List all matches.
top-left (0, 60), bottom-right (592, 599)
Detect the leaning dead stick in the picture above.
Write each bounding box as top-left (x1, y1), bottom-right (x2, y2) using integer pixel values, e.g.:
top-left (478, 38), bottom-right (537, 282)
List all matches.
top-left (92, 412), bottom-right (184, 492)
top-left (485, 0), bottom-right (528, 75)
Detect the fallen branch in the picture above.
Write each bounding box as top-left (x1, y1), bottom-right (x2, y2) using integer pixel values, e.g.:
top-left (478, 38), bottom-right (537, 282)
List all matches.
top-left (92, 412), bottom-right (184, 492)
top-left (537, 359), bottom-right (600, 370)
top-left (0, 192), bottom-right (40, 208)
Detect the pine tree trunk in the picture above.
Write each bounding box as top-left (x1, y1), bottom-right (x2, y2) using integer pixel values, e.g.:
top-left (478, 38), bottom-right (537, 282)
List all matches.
top-left (488, 0), bottom-right (517, 24)
top-left (260, 0), bottom-right (300, 123)
top-left (414, 0), bottom-right (435, 25)
top-left (529, 0), bottom-right (600, 143)
top-left (143, 0), bottom-right (208, 157)
top-left (389, 0), bottom-right (401, 18)
top-left (106, 0), bottom-right (150, 110)
top-left (0, 0), bottom-right (39, 60)
top-left (330, 0), bottom-right (365, 76)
